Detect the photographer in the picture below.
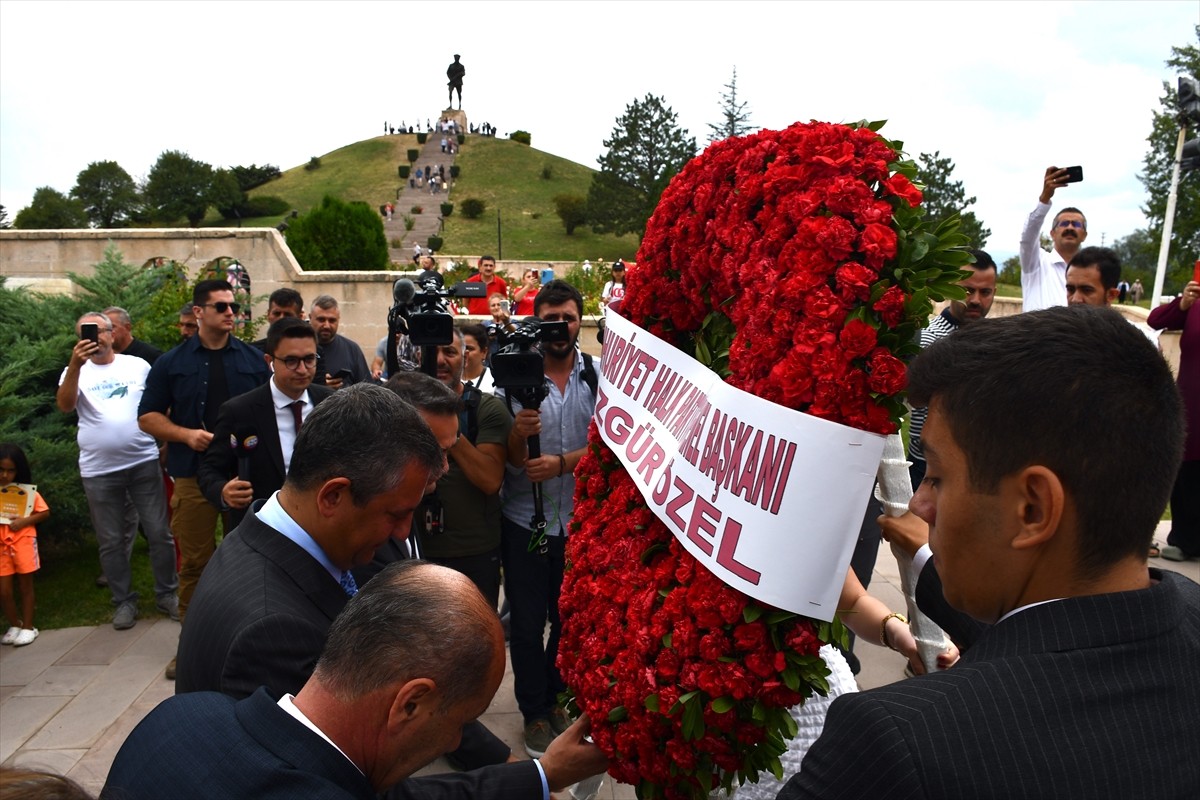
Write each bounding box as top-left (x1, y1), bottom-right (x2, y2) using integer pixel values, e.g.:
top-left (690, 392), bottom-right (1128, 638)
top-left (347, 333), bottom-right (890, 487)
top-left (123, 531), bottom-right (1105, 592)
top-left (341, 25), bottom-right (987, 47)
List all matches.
top-left (498, 279), bottom-right (599, 758)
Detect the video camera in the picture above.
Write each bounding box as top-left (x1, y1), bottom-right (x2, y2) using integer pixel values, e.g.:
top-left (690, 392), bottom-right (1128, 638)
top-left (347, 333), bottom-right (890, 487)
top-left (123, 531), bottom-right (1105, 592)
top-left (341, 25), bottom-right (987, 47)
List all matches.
top-left (387, 277), bottom-right (486, 376)
top-left (491, 316), bottom-right (569, 393)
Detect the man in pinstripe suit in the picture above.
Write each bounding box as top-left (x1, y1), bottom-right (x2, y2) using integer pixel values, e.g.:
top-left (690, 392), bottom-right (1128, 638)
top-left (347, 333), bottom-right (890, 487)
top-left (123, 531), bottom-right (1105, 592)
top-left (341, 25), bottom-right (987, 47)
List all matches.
top-left (780, 306), bottom-right (1200, 800)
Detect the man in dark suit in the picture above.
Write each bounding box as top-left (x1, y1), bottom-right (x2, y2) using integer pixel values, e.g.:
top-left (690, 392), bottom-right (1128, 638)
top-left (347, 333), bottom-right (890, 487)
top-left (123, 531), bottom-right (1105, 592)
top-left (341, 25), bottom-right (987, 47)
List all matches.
top-left (105, 561), bottom-right (608, 800)
top-left (198, 316), bottom-right (332, 529)
top-left (781, 307), bottom-right (1200, 800)
top-left (177, 383), bottom-right (443, 697)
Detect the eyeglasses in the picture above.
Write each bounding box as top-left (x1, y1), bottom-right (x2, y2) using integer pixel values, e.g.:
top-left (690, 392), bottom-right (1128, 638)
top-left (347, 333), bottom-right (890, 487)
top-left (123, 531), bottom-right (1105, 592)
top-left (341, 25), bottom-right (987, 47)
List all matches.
top-left (203, 301), bottom-right (242, 314)
top-left (1056, 220), bottom-right (1085, 230)
top-left (274, 354), bottom-right (317, 370)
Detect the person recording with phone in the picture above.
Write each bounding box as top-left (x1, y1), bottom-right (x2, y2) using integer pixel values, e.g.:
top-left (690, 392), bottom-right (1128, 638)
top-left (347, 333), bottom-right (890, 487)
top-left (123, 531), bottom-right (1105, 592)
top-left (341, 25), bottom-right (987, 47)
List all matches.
top-left (1019, 165), bottom-right (1088, 312)
top-left (310, 295), bottom-right (370, 388)
top-left (198, 317), bottom-right (333, 531)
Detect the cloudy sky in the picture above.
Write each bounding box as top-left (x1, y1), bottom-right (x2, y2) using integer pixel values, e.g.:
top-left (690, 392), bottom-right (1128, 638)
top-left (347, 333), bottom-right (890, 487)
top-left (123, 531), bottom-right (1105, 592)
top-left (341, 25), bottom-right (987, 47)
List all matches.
top-left (1, 0), bottom-right (1195, 262)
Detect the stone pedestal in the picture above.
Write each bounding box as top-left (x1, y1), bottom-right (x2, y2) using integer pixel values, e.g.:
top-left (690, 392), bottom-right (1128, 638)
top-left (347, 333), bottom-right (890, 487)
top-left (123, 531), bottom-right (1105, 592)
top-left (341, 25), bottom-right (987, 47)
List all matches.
top-left (440, 107), bottom-right (468, 133)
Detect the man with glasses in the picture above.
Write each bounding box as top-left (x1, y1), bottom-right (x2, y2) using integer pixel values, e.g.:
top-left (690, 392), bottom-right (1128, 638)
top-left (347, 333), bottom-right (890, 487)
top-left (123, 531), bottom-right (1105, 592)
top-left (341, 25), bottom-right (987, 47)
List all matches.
top-left (139, 279), bottom-right (270, 679)
top-left (1019, 166), bottom-right (1088, 312)
top-left (57, 312), bottom-right (180, 632)
top-left (199, 317), bottom-right (332, 530)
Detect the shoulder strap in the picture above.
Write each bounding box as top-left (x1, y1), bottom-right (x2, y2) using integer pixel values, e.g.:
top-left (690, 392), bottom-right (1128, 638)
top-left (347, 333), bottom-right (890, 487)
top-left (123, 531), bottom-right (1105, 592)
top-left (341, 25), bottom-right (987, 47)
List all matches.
top-left (460, 383), bottom-right (482, 443)
top-left (580, 352), bottom-right (597, 398)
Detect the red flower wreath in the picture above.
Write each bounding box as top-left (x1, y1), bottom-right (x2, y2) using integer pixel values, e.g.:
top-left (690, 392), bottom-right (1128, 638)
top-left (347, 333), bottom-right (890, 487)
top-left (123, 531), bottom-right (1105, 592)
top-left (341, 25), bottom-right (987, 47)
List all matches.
top-left (560, 121), bottom-right (970, 799)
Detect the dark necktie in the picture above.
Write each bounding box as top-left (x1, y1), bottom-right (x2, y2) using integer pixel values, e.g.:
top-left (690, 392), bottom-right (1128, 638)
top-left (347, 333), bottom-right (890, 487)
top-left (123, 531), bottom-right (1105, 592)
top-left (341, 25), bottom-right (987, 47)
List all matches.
top-left (288, 400), bottom-right (304, 433)
top-left (339, 570), bottom-right (358, 597)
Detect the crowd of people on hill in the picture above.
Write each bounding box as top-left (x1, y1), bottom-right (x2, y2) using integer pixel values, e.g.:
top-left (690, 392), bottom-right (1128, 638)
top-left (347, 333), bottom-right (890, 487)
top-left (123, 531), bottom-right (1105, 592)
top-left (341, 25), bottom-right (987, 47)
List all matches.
top-left (2, 163), bottom-right (1196, 800)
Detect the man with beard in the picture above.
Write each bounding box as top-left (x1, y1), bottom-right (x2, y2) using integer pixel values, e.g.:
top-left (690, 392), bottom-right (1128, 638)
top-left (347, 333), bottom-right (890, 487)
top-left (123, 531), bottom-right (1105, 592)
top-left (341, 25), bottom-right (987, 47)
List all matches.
top-left (499, 280), bottom-right (598, 759)
top-left (906, 249), bottom-right (996, 489)
top-left (310, 295), bottom-right (369, 388)
top-left (1065, 247), bottom-right (1121, 307)
top-left (1019, 166), bottom-right (1088, 312)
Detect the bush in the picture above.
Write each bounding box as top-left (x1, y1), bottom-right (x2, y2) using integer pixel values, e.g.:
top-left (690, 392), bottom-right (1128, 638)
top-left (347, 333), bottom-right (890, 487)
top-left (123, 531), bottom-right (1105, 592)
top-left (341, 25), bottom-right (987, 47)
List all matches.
top-left (398, 165), bottom-right (411, 179)
top-left (417, 132), bottom-right (428, 145)
top-left (390, 237), bottom-right (403, 248)
top-left (284, 195), bottom-right (390, 271)
top-left (305, 156), bottom-right (321, 171)
top-left (461, 198), bottom-right (487, 219)
top-left (457, 134), bottom-right (465, 145)
top-left (427, 235), bottom-right (444, 252)
top-left (403, 215), bottom-right (415, 231)
top-left (510, 130), bottom-right (532, 146)
top-left (240, 195), bottom-right (290, 217)
top-left (440, 202), bottom-right (454, 217)
top-left (407, 149), bottom-right (419, 164)
top-left (553, 193), bottom-right (588, 235)
top-left (541, 163), bottom-right (554, 180)
top-left (411, 205), bottom-right (423, 214)
top-left (450, 165), bottom-right (461, 179)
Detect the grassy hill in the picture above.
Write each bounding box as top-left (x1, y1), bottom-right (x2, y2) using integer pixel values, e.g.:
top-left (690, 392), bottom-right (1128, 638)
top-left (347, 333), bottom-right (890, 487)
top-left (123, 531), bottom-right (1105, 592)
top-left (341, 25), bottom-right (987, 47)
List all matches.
top-left (442, 137), bottom-right (639, 261)
top-left (228, 134), bottom-right (639, 261)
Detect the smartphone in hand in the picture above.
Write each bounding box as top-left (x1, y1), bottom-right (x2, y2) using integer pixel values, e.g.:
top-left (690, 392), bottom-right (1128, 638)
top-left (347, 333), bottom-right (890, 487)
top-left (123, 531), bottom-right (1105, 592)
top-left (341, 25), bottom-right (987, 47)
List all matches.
top-left (81, 323), bottom-right (99, 343)
top-left (1063, 166), bottom-right (1084, 183)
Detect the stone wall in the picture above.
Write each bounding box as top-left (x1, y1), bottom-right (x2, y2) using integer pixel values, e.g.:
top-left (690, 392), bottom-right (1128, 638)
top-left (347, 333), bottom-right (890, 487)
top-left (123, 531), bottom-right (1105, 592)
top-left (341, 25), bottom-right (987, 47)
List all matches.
top-left (0, 228), bottom-right (1178, 368)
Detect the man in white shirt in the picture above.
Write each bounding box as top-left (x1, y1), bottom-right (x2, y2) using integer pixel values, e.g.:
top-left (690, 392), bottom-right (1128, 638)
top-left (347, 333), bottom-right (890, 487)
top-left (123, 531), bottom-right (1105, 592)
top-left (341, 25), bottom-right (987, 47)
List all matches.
top-left (57, 312), bottom-right (179, 631)
top-left (1018, 166), bottom-right (1088, 312)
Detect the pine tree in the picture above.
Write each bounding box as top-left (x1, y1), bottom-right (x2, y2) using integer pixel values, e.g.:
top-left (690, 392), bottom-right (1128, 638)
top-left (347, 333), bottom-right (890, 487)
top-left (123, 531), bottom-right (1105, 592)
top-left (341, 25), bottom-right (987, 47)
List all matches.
top-left (915, 151), bottom-right (991, 249)
top-left (707, 66), bottom-right (753, 143)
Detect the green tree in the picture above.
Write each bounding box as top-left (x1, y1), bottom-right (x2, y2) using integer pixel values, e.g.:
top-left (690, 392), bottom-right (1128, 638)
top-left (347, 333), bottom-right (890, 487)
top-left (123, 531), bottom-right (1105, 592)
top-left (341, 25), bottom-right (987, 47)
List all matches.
top-left (708, 66), bottom-right (753, 143)
top-left (587, 94), bottom-right (697, 240)
top-left (553, 193), bottom-right (588, 235)
top-left (998, 255), bottom-right (1021, 286)
top-left (144, 150), bottom-right (214, 225)
top-left (0, 204), bottom-right (10, 228)
top-left (915, 151), bottom-right (991, 249)
top-left (13, 187), bottom-right (88, 229)
top-left (1137, 26), bottom-right (1200, 295)
top-left (1110, 228), bottom-right (1160, 291)
top-left (71, 160), bottom-right (140, 228)
top-left (284, 195), bottom-right (389, 271)
top-left (210, 169), bottom-right (248, 221)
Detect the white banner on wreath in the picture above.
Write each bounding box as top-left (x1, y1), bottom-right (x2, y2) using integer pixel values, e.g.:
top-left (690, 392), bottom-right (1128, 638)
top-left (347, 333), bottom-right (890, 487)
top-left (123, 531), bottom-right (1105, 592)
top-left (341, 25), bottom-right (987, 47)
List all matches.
top-left (594, 309), bottom-right (885, 621)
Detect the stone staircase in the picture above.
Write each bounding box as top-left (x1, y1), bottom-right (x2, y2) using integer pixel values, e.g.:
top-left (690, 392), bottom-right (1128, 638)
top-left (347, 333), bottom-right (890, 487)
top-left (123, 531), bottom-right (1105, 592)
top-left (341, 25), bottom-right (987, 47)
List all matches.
top-left (384, 115), bottom-right (462, 266)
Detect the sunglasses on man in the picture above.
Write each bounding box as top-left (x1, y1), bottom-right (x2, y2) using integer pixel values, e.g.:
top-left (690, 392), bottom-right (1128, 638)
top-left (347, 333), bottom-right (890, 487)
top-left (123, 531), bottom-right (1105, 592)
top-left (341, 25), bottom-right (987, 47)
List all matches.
top-left (201, 301), bottom-right (242, 314)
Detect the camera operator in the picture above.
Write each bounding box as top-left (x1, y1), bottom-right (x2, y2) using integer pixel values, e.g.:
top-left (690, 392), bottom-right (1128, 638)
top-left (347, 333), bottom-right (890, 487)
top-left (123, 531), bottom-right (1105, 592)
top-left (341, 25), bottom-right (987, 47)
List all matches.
top-left (499, 279), bottom-right (599, 758)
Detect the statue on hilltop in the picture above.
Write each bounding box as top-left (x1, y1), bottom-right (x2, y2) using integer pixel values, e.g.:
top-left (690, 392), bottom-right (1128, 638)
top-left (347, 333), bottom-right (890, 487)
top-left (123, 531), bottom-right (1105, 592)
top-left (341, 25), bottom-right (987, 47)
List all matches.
top-left (447, 54), bottom-right (465, 110)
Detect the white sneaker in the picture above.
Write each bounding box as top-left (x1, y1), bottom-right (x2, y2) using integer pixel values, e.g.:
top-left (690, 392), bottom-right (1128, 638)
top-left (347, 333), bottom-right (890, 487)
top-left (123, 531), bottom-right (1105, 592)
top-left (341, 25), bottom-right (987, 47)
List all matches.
top-left (1, 626), bottom-right (20, 645)
top-left (12, 628), bottom-right (38, 646)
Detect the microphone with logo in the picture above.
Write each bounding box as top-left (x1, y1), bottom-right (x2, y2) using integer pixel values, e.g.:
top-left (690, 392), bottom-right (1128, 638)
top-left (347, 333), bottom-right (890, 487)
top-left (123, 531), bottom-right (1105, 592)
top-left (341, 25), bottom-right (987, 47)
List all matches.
top-left (229, 423), bottom-right (259, 486)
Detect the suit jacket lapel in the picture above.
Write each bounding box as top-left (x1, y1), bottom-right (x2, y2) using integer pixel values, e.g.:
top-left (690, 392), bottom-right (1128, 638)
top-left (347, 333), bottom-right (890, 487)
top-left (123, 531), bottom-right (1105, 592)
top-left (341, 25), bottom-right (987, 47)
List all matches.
top-left (253, 385), bottom-right (288, 485)
top-left (240, 505), bottom-right (349, 623)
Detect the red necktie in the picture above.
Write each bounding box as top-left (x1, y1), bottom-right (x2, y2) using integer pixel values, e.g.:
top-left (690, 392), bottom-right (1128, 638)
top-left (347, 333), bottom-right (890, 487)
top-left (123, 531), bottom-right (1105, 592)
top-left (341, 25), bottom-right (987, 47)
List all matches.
top-left (288, 400), bottom-right (304, 433)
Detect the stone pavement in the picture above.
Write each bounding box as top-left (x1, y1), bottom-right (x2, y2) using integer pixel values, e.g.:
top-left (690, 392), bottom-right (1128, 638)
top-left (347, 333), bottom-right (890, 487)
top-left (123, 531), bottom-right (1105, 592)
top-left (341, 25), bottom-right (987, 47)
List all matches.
top-left (2, 524), bottom-right (1195, 797)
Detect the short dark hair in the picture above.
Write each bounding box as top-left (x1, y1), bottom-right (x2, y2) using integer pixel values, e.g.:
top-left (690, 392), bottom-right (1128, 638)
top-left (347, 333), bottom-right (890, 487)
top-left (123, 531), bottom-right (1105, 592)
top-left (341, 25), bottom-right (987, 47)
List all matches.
top-left (533, 279), bottom-right (584, 318)
top-left (1052, 206), bottom-right (1087, 230)
top-left (479, 254), bottom-right (496, 264)
top-left (1068, 246), bottom-right (1121, 290)
top-left (265, 316), bottom-right (316, 356)
top-left (193, 279), bottom-right (233, 308)
top-left (268, 287), bottom-right (304, 312)
top-left (460, 323), bottom-right (490, 352)
top-left (968, 249), bottom-right (996, 272)
top-left (383, 371), bottom-right (459, 416)
top-left (908, 306), bottom-right (1183, 576)
top-left (178, 303), bottom-right (196, 317)
top-left (286, 384), bottom-right (444, 505)
top-left (315, 561), bottom-right (498, 707)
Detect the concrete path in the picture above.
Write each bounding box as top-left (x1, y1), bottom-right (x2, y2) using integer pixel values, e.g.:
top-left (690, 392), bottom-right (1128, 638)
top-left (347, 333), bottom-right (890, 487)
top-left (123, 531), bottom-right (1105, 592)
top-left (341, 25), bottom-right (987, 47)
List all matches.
top-left (2, 525), bottom-right (1195, 797)
top-left (384, 125), bottom-right (460, 265)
